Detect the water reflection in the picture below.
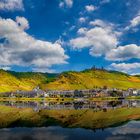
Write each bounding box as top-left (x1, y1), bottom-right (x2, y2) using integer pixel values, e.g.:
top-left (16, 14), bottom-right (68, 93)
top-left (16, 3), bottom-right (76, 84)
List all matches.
top-left (0, 121), bottom-right (139, 140)
top-left (0, 100), bottom-right (140, 111)
top-left (0, 100), bottom-right (140, 139)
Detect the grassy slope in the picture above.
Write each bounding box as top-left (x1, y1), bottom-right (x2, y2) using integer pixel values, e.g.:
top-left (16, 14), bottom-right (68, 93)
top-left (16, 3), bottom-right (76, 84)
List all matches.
top-left (0, 70), bottom-right (33, 92)
top-left (44, 70), bottom-right (140, 90)
top-left (10, 72), bottom-right (48, 87)
top-left (1, 69), bottom-right (140, 92)
top-left (0, 70), bottom-right (57, 92)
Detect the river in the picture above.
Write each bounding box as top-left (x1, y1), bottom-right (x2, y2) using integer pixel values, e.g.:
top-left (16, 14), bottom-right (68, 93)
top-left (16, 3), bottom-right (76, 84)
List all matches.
top-left (0, 100), bottom-right (140, 140)
top-left (0, 121), bottom-right (139, 140)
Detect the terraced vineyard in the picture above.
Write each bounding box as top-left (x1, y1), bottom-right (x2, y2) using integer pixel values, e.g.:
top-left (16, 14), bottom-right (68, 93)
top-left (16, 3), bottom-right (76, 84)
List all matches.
top-left (0, 69), bottom-right (140, 92)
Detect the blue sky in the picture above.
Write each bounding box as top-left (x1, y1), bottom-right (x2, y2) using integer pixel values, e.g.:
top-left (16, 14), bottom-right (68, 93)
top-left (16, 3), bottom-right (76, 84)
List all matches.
top-left (0, 0), bottom-right (140, 74)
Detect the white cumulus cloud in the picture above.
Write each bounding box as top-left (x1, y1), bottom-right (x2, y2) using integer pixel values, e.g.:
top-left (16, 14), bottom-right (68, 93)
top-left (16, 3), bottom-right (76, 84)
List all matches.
top-left (70, 20), bottom-right (120, 57)
top-left (106, 44), bottom-right (140, 61)
top-left (110, 62), bottom-right (140, 73)
top-left (0, 17), bottom-right (68, 72)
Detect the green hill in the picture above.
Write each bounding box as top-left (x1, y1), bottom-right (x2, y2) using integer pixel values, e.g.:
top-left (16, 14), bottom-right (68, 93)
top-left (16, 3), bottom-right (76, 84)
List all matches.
top-left (43, 69), bottom-right (140, 90)
top-left (0, 70), bottom-right (57, 92)
top-left (0, 69), bottom-right (140, 92)
top-left (0, 70), bottom-right (32, 92)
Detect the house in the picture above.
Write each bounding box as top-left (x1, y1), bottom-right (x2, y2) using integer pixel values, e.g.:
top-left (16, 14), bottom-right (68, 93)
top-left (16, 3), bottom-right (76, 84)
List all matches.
top-left (122, 90), bottom-right (130, 97)
top-left (132, 90), bottom-right (138, 96)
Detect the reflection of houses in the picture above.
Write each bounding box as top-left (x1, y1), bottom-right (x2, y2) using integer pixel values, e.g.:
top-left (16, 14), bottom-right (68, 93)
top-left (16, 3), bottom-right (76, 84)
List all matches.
top-left (127, 100), bottom-right (140, 107)
top-left (1, 100), bottom-right (138, 111)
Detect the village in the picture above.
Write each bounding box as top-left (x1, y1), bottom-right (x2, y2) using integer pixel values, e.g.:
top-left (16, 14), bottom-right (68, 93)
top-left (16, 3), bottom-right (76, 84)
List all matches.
top-left (0, 86), bottom-right (140, 99)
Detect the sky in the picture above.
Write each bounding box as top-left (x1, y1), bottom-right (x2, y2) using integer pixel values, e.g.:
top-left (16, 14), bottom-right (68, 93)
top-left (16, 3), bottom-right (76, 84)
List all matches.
top-left (0, 0), bottom-right (140, 74)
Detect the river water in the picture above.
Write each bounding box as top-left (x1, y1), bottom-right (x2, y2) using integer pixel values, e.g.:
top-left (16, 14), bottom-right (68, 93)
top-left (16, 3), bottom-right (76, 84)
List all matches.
top-left (0, 100), bottom-right (140, 140)
top-left (0, 121), bottom-right (139, 140)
